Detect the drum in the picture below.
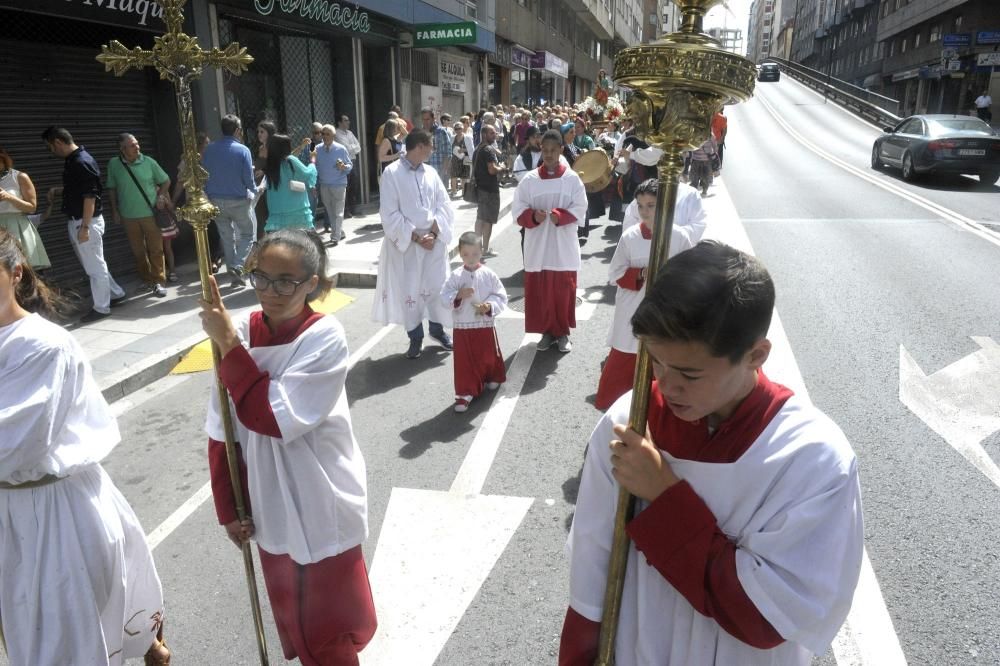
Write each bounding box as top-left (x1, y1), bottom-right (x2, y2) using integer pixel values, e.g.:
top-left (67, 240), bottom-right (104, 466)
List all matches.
top-left (573, 149), bottom-right (613, 193)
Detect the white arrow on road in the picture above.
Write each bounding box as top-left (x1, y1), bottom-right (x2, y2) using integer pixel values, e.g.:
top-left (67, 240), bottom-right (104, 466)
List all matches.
top-left (899, 336), bottom-right (1000, 490)
top-left (361, 335), bottom-right (540, 666)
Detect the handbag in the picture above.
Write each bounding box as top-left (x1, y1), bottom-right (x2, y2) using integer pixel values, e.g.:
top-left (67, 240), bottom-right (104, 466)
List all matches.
top-left (120, 157), bottom-right (178, 231)
top-left (463, 148), bottom-right (480, 204)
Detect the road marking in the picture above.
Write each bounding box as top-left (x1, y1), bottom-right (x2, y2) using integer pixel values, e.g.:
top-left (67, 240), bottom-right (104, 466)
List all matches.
top-left (899, 337), bottom-right (1000, 489)
top-left (704, 179), bottom-right (908, 666)
top-left (147, 482), bottom-right (213, 550)
top-left (364, 334), bottom-right (539, 665)
top-left (450, 334), bottom-right (540, 495)
top-left (756, 93), bottom-right (1000, 252)
top-left (110, 374), bottom-right (193, 419)
top-left (138, 322), bottom-right (396, 551)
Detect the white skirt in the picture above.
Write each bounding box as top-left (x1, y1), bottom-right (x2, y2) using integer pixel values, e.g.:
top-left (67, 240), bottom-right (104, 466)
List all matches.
top-left (0, 464), bottom-right (164, 665)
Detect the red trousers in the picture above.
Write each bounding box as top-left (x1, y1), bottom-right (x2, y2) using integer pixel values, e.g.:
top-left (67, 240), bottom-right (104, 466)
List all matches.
top-left (524, 270), bottom-right (576, 337)
top-left (453, 327), bottom-right (506, 398)
top-left (258, 545), bottom-right (377, 665)
top-left (595, 348), bottom-right (637, 410)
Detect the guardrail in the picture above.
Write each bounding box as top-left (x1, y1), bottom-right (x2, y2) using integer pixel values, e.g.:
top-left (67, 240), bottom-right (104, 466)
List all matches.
top-left (762, 56), bottom-right (902, 129)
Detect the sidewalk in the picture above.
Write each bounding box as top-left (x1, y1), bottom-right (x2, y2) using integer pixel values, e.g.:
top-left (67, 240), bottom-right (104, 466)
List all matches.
top-left (76, 188), bottom-right (516, 404)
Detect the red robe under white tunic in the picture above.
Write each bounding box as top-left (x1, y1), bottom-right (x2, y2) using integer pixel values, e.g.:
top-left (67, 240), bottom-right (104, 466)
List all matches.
top-left (511, 163), bottom-right (588, 336)
top-left (205, 307), bottom-right (376, 664)
top-left (440, 263), bottom-right (508, 399)
top-left (562, 373), bottom-right (864, 665)
top-left (595, 200), bottom-right (708, 409)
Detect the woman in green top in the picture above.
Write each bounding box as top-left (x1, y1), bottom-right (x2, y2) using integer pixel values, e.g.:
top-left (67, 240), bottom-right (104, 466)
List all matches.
top-left (262, 134), bottom-right (317, 232)
top-left (0, 149), bottom-right (49, 270)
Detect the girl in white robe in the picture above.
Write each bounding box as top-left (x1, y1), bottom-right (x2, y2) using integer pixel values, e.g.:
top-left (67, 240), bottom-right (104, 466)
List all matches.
top-left (0, 228), bottom-right (168, 665)
top-left (200, 229), bottom-right (375, 665)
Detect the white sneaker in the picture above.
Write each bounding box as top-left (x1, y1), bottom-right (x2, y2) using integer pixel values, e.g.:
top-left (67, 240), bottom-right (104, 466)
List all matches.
top-left (557, 335), bottom-right (572, 353)
top-left (152, 283), bottom-right (167, 298)
top-left (486, 382), bottom-right (501, 390)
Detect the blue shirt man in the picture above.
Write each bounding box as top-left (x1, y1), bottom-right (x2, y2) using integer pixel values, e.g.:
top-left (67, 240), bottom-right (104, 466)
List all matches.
top-left (314, 124), bottom-right (353, 244)
top-left (420, 107), bottom-right (451, 185)
top-left (200, 114), bottom-right (256, 287)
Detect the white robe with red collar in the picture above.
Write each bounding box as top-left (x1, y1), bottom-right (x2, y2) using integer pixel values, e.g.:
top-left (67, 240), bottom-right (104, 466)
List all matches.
top-left (512, 164), bottom-right (587, 273)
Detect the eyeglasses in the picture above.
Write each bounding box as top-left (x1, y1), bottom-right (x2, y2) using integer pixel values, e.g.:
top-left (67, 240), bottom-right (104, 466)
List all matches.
top-left (248, 271), bottom-right (311, 296)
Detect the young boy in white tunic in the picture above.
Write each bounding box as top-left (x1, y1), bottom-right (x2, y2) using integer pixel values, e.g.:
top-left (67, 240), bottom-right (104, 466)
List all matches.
top-left (200, 229), bottom-right (376, 665)
top-left (561, 241), bottom-right (864, 666)
top-left (440, 231), bottom-right (508, 412)
top-left (0, 229), bottom-right (169, 665)
top-left (595, 179), bottom-right (707, 410)
top-left (512, 129), bottom-right (587, 353)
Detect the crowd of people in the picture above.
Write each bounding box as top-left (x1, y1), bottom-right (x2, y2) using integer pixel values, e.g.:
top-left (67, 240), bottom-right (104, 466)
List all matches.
top-left (0, 90), bottom-right (870, 666)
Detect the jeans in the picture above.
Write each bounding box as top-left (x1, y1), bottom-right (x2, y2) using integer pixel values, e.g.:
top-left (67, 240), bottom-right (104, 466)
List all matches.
top-left (211, 198), bottom-right (255, 272)
top-left (318, 184), bottom-right (347, 240)
top-left (67, 215), bottom-right (125, 313)
top-left (408, 321), bottom-right (446, 341)
top-left (121, 216), bottom-right (165, 284)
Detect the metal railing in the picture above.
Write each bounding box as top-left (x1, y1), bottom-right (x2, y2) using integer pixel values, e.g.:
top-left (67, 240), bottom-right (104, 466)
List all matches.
top-left (763, 56), bottom-right (902, 128)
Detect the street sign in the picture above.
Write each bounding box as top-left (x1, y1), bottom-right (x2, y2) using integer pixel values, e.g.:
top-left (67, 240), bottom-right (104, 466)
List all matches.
top-left (413, 21), bottom-right (477, 47)
top-left (942, 33), bottom-right (972, 47)
top-left (976, 30), bottom-right (1000, 45)
top-left (977, 52), bottom-right (1000, 67)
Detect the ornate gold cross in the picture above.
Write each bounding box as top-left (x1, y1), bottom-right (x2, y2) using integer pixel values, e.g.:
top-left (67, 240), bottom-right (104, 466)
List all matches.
top-left (96, 4), bottom-right (268, 664)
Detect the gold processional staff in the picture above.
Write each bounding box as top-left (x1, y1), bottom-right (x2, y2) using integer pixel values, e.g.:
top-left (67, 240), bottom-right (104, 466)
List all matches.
top-left (596, 1), bottom-right (757, 662)
top-left (95, 2), bottom-right (270, 664)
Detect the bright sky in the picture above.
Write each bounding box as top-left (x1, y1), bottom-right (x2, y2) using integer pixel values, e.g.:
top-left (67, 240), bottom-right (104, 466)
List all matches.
top-left (704, 0), bottom-right (752, 39)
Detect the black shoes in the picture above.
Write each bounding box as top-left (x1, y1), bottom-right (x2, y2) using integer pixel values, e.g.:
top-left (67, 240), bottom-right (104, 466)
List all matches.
top-left (80, 309), bottom-right (111, 324)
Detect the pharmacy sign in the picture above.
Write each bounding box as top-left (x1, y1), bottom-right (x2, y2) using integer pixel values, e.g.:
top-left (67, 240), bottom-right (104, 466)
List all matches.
top-left (414, 22), bottom-right (477, 47)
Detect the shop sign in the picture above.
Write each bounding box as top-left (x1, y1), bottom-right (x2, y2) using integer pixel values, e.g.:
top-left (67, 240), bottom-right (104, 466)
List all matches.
top-left (511, 48), bottom-right (533, 69)
top-left (254, 0), bottom-right (371, 34)
top-left (975, 31), bottom-right (1000, 45)
top-left (941, 33), bottom-right (971, 47)
top-left (16, 0), bottom-right (166, 30)
top-left (977, 52), bottom-right (1000, 67)
top-left (439, 56), bottom-right (468, 94)
top-left (413, 22), bottom-right (477, 47)
top-left (530, 51), bottom-right (569, 78)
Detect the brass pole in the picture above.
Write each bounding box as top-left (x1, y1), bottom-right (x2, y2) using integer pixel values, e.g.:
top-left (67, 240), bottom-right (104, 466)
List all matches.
top-left (97, 3), bottom-right (269, 663)
top-left (595, 2), bottom-right (756, 661)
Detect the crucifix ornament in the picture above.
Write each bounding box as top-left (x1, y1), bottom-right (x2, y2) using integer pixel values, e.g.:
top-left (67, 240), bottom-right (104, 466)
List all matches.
top-left (96, 4), bottom-right (269, 664)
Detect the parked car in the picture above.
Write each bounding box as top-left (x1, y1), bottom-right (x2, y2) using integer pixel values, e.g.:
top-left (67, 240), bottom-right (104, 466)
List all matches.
top-left (871, 114), bottom-right (1000, 184)
top-left (758, 63), bottom-right (781, 82)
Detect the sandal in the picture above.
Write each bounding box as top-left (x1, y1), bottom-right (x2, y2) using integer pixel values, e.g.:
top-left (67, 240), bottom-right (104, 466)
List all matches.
top-left (144, 621), bottom-right (171, 665)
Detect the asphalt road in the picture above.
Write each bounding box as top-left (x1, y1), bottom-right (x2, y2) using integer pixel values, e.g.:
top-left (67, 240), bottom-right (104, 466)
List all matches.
top-left (43, 77), bottom-right (1000, 665)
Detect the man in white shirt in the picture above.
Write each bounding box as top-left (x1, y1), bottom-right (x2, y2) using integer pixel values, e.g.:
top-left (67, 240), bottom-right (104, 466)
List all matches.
top-left (371, 130), bottom-right (455, 359)
top-left (974, 91), bottom-right (992, 123)
top-left (335, 114), bottom-right (363, 217)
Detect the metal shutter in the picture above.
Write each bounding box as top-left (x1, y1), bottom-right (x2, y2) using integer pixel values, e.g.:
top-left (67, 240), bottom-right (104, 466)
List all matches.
top-left (0, 9), bottom-right (163, 291)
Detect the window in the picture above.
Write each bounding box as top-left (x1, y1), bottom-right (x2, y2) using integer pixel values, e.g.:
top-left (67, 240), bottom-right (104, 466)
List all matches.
top-left (894, 0), bottom-right (902, 9)
top-left (914, 32), bottom-right (920, 48)
top-left (465, 0), bottom-right (477, 19)
top-left (887, 39), bottom-right (894, 57)
top-left (929, 24), bottom-right (940, 42)
top-left (517, 0), bottom-right (530, 7)
top-left (900, 37), bottom-right (906, 53)
top-left (954, 15), bottom-right (963, 30)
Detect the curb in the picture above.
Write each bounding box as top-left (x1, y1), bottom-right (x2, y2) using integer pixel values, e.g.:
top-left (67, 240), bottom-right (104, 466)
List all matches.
top-left (98, 197), bottom-right (515, 405)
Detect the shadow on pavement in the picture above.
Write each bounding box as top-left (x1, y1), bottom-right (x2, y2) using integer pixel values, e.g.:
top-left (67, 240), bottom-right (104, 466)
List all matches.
top-left (346, 348), bottom-right (449, 403)
top-left (397, 396), bottom-right (486, 459)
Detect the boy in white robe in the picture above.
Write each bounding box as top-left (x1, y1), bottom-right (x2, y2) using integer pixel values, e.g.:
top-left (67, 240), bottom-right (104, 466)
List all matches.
top-left (512, 129), bottom-right (587, 353)
top-left (561, 241), bottom-right (864, 666)
top-left (595, 178), bottom-right (707, 410)
top-left (371, 129), bottom-right (455, 360)
top-left (440, 231), bottom-right (508, 412)
top-left (0, 228), bottom-right (168, 665)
